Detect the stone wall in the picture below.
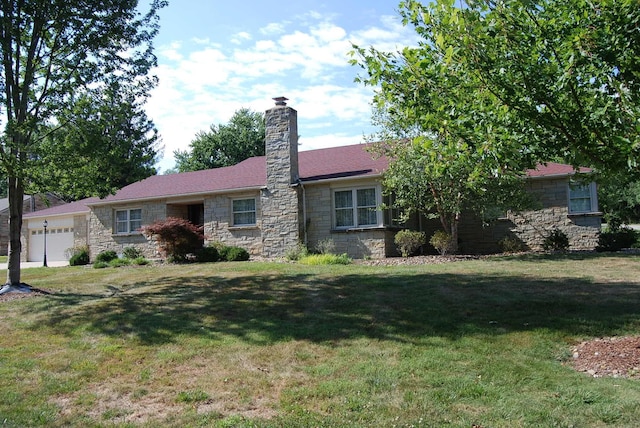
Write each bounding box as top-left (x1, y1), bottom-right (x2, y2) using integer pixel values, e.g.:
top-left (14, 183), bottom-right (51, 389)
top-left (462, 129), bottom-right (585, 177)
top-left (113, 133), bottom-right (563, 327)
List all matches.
top-left (260, 101), bottom-right (302, 257)
top-left (304, 181), bottom-right (395, 259)
top-left (73, 215), bottom-right (89, 251)
top-left (204, 193), bottom-right (263, 255)
top-left (88, 202), bottom-right (165, 260)
top-left (439, 176), bottom-right (601, 253)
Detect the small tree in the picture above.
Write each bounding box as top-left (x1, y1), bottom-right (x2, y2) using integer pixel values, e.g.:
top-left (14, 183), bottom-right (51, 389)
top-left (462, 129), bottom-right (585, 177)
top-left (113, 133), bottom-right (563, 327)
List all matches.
top-left (394, 230), bottom-right (425, 257)
top-left (142, 217), bottom-right (204, 262)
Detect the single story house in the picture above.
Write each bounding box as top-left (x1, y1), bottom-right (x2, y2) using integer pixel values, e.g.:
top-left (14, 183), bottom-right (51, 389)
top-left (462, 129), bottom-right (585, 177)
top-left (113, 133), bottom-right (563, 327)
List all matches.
top-left (22, 99), bottom-right (601, 262)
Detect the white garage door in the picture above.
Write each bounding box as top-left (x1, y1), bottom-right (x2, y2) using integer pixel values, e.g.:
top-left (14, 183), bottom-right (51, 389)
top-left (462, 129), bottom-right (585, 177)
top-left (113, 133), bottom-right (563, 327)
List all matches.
top-left (28, 226), bottom-right (75, 262)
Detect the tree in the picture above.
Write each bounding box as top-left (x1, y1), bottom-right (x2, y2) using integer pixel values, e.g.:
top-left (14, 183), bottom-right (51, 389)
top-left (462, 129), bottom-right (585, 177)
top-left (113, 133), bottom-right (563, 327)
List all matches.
top-left (33, 78), bottom-right (161, 200)
top-left (174, 108), bottom-right (265, 172)
top-left (0, 0), bottom-right (166, 286)
top-left (599, 175), bottom-right (640, 229)
top-left (396, 0), bottom-right (640, 176)
top-left (352, 5), bottom-right (534, 253)
top-left (142, 217), bottom-right (204, 262)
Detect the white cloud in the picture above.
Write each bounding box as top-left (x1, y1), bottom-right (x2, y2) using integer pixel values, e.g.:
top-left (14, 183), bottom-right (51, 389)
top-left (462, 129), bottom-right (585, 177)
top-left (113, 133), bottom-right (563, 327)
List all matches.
top-left (260, 22), bottom-right (286, 35)
top-left (230, 31), bottom-right (251, 45)
top-left (148, 9), bottom-right (410, 171)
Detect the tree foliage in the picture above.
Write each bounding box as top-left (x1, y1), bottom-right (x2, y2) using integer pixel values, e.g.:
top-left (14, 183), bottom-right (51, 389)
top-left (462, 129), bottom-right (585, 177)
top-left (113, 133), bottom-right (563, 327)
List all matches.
top-left (174, 108), bottom-right (265, 172)
top-left (142, 217), bottom-right (204, 262)
top-left (352, 0), bottom-right (639, 252)
top-left (599, 175), bottom-right (640, 229)
top-left (397, 0), bottom-right (640, 175)
top-left (33, 79), bottom-right (161, 200)
top-left (352, 1), bottom-right (534, 253)
top-left (0, 0), bottom-right (166, 285)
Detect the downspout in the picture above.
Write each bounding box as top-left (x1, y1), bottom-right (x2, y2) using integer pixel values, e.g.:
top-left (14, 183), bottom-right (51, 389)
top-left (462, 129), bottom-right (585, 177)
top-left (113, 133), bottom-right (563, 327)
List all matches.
top-left (299, 179), bottom-right (308, 246)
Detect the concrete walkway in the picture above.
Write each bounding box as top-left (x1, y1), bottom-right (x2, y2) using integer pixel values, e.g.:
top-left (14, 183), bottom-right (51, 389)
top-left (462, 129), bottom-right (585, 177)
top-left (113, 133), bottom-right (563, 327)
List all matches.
top-left (0, 261), bottom-right (69, 270)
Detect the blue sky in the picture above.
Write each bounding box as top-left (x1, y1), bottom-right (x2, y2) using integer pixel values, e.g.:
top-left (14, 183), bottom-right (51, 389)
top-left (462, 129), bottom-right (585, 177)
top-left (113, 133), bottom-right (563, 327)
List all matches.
top-left (146, 0), bottom-right (417, 172)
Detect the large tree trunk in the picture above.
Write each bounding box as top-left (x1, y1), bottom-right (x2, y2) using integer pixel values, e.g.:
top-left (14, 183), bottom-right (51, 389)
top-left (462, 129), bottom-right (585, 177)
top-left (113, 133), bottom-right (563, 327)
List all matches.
top-left (6, 176), bottom-right (24, 285)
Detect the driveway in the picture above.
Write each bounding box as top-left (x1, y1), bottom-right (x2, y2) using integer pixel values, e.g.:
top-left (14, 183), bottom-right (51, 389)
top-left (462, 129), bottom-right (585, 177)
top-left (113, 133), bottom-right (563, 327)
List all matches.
top-left (0, 261), bottom-right (69, 270)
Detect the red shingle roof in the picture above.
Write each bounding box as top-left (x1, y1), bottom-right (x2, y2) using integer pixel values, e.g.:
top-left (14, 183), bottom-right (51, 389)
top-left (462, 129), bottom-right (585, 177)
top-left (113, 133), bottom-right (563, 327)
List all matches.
top-left (24, 144), bottom-right (590, 218)
top-left (526, 162), bottom-right (591, 178)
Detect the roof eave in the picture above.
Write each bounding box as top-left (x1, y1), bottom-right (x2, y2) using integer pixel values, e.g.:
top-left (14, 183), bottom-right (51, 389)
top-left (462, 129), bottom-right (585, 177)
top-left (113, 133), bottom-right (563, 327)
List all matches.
top-left (300, 172), bottom-right (383, 185)
top-left (86, 185), bottom-right (265, 207)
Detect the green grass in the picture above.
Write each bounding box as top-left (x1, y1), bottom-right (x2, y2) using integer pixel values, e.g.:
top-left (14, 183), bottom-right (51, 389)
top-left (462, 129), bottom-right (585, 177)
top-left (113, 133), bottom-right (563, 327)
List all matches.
top-left (1, 254), bottom-right (640, 427)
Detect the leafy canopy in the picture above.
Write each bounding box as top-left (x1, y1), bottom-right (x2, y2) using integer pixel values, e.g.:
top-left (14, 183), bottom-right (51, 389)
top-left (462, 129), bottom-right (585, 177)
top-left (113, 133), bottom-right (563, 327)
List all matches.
top-left (174, 108), bottom-right (265, 172)
top-left (351, 1), bottom-right (534, 252)
top-left (0, 0), bottom-right (166, 284)
top-left (398, 0), bottom-right (640, 175)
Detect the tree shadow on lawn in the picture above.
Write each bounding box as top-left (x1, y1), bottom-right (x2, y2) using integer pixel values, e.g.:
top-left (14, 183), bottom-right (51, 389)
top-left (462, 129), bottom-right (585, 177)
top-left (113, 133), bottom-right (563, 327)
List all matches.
top-left (27, 271), bottom-right (640, 345)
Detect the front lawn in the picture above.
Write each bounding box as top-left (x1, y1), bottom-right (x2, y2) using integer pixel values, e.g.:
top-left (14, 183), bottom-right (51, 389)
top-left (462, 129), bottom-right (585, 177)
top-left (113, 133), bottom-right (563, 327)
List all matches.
top-left (1, 254), bottom-right (639, 427)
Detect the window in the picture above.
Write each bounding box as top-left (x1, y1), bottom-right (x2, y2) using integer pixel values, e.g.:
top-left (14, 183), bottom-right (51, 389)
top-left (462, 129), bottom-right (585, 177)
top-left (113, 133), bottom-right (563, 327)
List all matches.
top-left (333, 187), bottom-right (380, 229)
top-left (116, 209), bottom-right (142, 234)
top-left (232, 198), bottom-right (256, 226)
top-left (569, 182), bottom-right (597, 214)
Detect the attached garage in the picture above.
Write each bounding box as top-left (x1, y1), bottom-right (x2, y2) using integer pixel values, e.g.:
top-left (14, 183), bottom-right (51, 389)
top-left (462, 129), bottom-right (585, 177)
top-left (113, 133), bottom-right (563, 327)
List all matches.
top-left (27, 219), bottom-right (75, 262)
top-left (22, 198), bottom-right (95, 263)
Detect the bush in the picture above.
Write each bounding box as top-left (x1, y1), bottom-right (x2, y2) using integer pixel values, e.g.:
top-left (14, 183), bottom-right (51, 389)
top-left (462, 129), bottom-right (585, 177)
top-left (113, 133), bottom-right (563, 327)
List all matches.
top-left (596, 227), bottom-right (638, 252)
top-left (93, 261), bottom-right (109, 269)
top-left (132, 257), bottom-right (150, 266)
top-left (430, 230), bottom-right (455, 255)
top-left (222, 246), bottom-right (250, 262)
top-left (95, 250), bottom-right (118, 263)
top-left (394, 230), bottom-right (426, 257)
top-left (315, 239), bottom-right (336, 255)
top-left (542, 228), bottom-right (569, 252)
top-left (285, 242), bottom-right (309, 261)
top-left (122, 246), bottom-right (143, 260)
top-left (68, 246), bottom-right (90, 266)
top-left (141, 217), bottom-right (204, 262)
top-left (109, 258), bottom-right (131, 267)
top-left (498, 235), bottom-right (527, 253)
top-left (299, 253), bottom-right (351, 265)
top-left (195, 245), bottom-right (219, 263)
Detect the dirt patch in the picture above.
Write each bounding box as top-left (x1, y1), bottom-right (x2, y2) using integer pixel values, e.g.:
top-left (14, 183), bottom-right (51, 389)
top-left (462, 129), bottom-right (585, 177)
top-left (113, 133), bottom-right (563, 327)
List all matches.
top-left (0, 287), bottom-right (52, 303)
top-left (356, 255), bottom-right (484, 266)
top-left (569, 336), bottom-right (640, 379)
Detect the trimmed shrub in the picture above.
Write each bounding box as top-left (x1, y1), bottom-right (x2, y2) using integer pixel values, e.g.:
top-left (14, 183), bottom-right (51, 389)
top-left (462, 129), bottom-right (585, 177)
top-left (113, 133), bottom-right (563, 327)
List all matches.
top-left (122, 246), bottom-right (143, 260)
top-left (430, 230), bottom-right (455, 255)
top-left (222, 246), bottom-right (250, 262)
top-left (68, 246), bottom-right (90, 266)
top-left (395, 230), bottom-right (426, 257)
top-left (596, 227), bottom-right (638, 252)
top-left (299, 253), bottom-right (351, 265)
top-left (95, 250), bottom-right (118, 263)
top-left (195, 246), bottom-right (219, 263)
top-left (542, 228), bottom-right (569, 252)
top-left (498, 235), bottom-right (527, 253)
top-left (141, 217), bottom-right (204, 262)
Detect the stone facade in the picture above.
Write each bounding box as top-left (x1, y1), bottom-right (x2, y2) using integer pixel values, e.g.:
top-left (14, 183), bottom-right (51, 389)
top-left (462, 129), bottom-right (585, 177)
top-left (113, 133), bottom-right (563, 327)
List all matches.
top-left (205, 193), bottom-right (263, 255)
top-left (303, 180), bottom-right (395, 259)
top-left (415, 176), bottom-right (601, 254)
top-left (260, 101), bottom-right (302, 257)
top-left (506, 177), bottom-right (601, 251)
top-left (88, 202), bottom-right (164, 259)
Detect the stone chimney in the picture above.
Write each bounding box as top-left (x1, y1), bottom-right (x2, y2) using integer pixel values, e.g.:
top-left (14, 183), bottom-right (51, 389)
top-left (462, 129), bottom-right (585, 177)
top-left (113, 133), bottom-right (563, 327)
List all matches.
top-left (260, 97), bottom-right (302, 257)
